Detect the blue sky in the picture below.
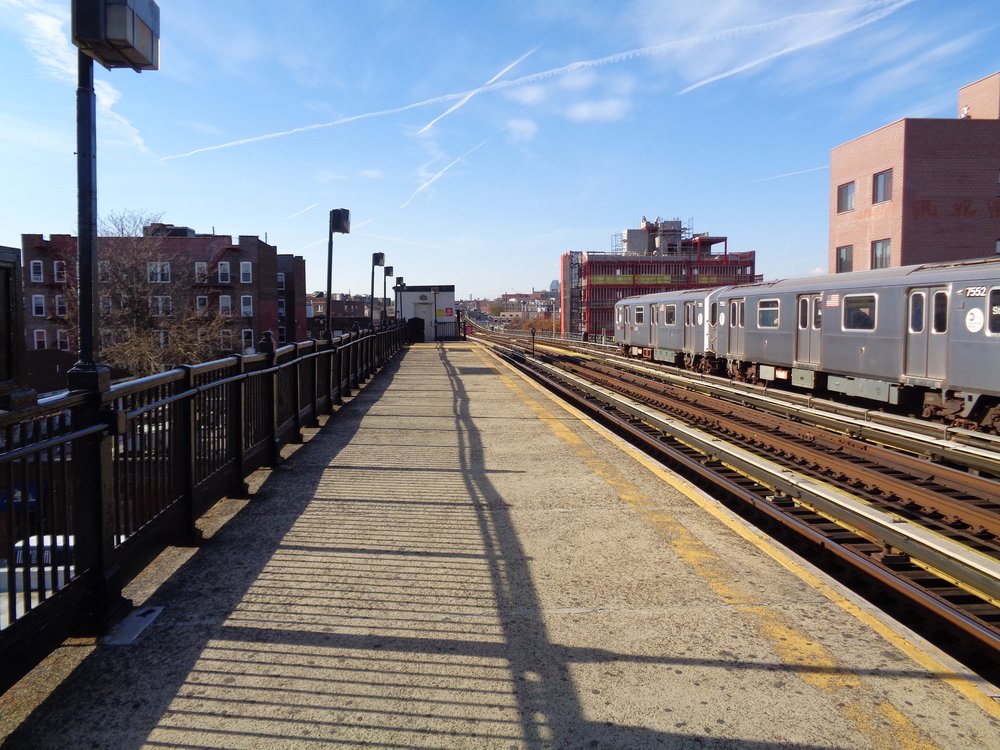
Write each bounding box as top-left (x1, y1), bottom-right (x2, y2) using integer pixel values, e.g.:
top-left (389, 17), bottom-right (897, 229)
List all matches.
top-left (1, 1), bottom-right (997, 299)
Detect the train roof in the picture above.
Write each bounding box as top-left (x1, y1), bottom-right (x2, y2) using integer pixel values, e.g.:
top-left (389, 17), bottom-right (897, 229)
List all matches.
top-left (615, 255), bottom-right (1000, 306)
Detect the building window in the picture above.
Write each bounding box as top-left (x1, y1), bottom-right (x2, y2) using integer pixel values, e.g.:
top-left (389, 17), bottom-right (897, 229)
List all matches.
top-left (277, 272), bottom-right (285, 290)
top-left (843, 294), bottom-right (876, 330)
top-left (242, 328), bottom-right (255, 353)
top-left (159, 330), bottom-right (170, 349)
top-left (147, 261), bottom-right (171, 283)
top-left (99, 261), bottom-right (110, 282)
top-left (278, 298), bottom-right (286, 317)
top-left (101, 296), bottom-right (112, 316)
top-left (55, 294), bottom-right (67, 317)
top-left (30, 260), bottom-right (44, 282)
top-left (220, 329), bottom-right (233, 350)
top-left (150, 295), bottom-right (173, 317)
top-left (836, 182), bottom-right (855, 213)
top-left (240, 261), bottom-right (252, 284)
top-left (836, 245), bottom-right (853, 273)
top-left (871, 239), bottom-right (891, 269)
top-left (196, 295), bottom-right (208, 313)
top-left (278, 326), bottom-right (287, 344)
top-left (873, 169), bottom-right (892, 204)
top-left (33, 329), bottom-right (47, 350)
top-left (995, 239), bottom-right (1000, 255)
top-left (32, 294), bottom-right (45, 317)
top-left (218, 261), bottom-right (231, 284)
top-left (195, 261), bottom-right (208, 283)
top-left (53, 260), bottom-right (66, 283)
top-left (56, 329), bottom-right (70, 351)
top-left (241, 295), bottom-right (253, 316)
top-left (219, 295), bottom-right (232, 316)
top-left (757, 299), bottom-right (779, 328)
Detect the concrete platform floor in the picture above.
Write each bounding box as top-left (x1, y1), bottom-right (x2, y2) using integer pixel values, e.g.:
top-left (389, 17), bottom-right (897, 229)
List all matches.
top-left (1, 342), bottom-right (998, 749)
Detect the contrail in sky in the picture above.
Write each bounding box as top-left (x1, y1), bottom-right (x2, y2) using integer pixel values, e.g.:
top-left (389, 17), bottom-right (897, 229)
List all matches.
top-left (754, 166), bottom-right (828, 182)
top-left (418, 47), bottom-right (537, 135)
top-left (401, 133), bottom-right (501, 208)
top-left (283, 203), bottom-right (318, 220)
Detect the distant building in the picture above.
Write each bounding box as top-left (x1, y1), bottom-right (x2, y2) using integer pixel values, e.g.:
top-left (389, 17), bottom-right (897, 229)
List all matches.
top-left (560, 217), bottom-right (758, 338)
top-left (397, 285), bottom-right (456, 341)
top-left (276, 254), bottom-right (307, 345)
top-left (829, 72), bottom-right (1000, 272)
top-left (305, 292), bottom-right (367, 338)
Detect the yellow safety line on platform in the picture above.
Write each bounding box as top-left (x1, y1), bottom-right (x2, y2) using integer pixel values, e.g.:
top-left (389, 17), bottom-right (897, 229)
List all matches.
top-left (472, 343), bottom-right (1000, 730)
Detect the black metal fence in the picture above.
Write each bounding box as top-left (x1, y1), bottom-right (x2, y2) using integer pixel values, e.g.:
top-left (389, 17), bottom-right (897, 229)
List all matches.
top-left (0, 323), bottom-right (404, 693)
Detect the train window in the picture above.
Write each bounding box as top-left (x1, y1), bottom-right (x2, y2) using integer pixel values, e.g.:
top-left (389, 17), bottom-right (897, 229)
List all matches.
top-left (710, 302), bottom-right (718, 326)
top-left (623, 306), bottom-right (630, 325)
top-left (651, 305), bottom-right (658, 325)
top-left (909, 293), bottom-right (924, 333)
top-left (685, 304), bottom-right (691, 326)
top-left (798, 298), bottom-right (809, 329)
top-left (664, 305), bottom-right (676, 325)
top-left (729, 301), bottom-right (737, 327)
top-left (757, 299), bottom-right (779, 328)
top-left (739, 300), bottom-right (746, 328)
top-left (812, 296), bottom-right (822, 329)
top-left (989, 289), bottom-right (1000, 334)
top-left (634, 306), bottom-right (644, 324)
top-left (932, 291), bottom-right (948, 333)
top-left (616, 307), bottom-right (623, 324)
top-left (843, 294), bottom-right (876, 330)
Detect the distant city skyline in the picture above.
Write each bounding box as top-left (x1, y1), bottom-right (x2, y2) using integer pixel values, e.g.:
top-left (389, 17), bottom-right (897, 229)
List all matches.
top-left (1, 1), bottom-right (997, 298)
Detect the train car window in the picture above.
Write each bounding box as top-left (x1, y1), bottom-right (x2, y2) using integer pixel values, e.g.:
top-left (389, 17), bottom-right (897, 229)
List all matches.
top-left (623, 306), bottom-right (630, 325)
top-left (909, 293), bottom-right (924, 333)
top-left (634, 306), bottom-right (644, 325)
top-left (651, 305), bottom-right (658, 325)
top-left (710, 302), bottom-right (718, 326)
top-left (797, 298), bottom-right (809, 329)
top-left (757, 299), bottom-right (779, 328)
top-left (685, 304), bottom-right (691, 326)
top-left (843, 294), bottom-right (876, 330)
top-left (812, 296), bottom-right (822, 329)
top-left (616, 306), bottom-right (623, 324)
top-left (664, 305), bottom-right (676, 325)
top-left (989, 289), bottom-right (1000, 334)
top-left (729, 301), bottom-right (737, 326)
top-left (932, 291), bottom-right (948, 333)
top-left (739, 300), bottom-right (746, 328)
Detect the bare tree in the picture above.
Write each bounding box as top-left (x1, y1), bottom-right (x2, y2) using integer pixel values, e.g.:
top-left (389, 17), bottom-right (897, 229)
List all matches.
top-left (57, 210), bottom-right (231, 376)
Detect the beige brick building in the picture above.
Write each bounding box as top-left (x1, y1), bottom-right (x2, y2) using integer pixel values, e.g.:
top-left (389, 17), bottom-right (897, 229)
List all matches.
top-left (829, 72), bottom-right (1000, 272)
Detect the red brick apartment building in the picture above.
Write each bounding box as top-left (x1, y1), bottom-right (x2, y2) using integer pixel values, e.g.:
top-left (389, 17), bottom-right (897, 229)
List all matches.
top-left (560, 217), bottom-right (758, 338)
top-left (830, 72), bottom-right (1000, 272)
top-left (21, 225), bottom-right (303, 385)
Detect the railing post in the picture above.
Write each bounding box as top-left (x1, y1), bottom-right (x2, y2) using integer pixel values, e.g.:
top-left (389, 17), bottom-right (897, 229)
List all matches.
top-left (178, 365), bottom-right (202, 545)
top-left (230, 356), bottom-right (249, 497)
top-left (291, 343), bottom-right (303, 440)
top-left (331, 337), bottom-right (343, 407)
top-left (257, 331), bottom-right (281, 466)
top-left (73, 393), bottom-right (129, 633)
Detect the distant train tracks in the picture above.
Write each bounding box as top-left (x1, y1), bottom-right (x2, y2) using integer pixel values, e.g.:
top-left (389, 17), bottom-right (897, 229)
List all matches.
top-left (472, 329), bottom-right (1000, 679)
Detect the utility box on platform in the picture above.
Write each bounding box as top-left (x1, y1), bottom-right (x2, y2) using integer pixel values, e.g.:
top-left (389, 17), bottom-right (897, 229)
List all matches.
top-left (397, 285), bottom-right (456, 341)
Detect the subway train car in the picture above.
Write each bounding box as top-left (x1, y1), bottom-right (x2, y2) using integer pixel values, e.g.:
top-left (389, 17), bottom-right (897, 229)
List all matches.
top-left (614, 257), bottom-right (1000, 431)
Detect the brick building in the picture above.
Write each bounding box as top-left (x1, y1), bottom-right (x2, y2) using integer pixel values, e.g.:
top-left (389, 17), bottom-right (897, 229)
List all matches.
top-left (829, 72), bottom-right (1000, 272)
top-left (560, 217), bottom-right (758, 338)
top-left (276, 254), bottom-right (307, 345)
top-left (20, 225), bottom-right (300, 384)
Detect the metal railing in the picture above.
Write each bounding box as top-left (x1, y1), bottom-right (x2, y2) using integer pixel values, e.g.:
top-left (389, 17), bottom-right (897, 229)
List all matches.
top-left (0, 322), bottom-right (405, 692)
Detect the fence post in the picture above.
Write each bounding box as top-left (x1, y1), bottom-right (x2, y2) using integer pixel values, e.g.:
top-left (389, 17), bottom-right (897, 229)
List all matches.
top-left (178, 365), bottom-right (201, 545)
top-left (257, 331), bottom-right (281, 466)
top-left (331, 336), bottom-right (343, 407)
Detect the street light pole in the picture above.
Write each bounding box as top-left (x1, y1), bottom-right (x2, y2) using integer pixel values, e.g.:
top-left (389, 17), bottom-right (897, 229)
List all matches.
top-left (324, 209), bottom-right (350, 340)
top-left (370, 252), bottom-right (384, 329)
top-left (382, 266), bottom-right (393, 326)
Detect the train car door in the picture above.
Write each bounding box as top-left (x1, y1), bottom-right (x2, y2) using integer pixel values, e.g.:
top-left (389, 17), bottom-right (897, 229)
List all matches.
top-left (905, 287), bottom-right (948, 379)
top-left (683, 301), bottom-right (700, 351)
top-left (648, 303), bottom-right (657, 348)
top-left (794, 295), bottom-right (822, 365)
top-left (726, 298), bottom-right (745, 358)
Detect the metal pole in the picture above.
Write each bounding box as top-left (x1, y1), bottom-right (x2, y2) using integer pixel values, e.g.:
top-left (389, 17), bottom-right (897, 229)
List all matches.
top-left (369, 260), bottom-right (376, 330)
top-left (324, 210), bottom-right (333, 341)
top-left (67, 50), bottom-right (108, 391)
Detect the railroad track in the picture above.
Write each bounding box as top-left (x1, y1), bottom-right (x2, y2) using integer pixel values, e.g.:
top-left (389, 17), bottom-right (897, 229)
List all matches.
top-left (472, 331), bottom-right (1000, 679)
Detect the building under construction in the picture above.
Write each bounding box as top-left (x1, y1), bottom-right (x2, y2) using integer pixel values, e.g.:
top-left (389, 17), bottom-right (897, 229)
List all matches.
top-left (559, 217), bottom-right (759, 338)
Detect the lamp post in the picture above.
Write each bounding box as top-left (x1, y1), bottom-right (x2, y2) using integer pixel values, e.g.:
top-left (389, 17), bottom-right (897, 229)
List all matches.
top-left (370, 252), bottom-right (385, 329)
top-left (325, 209), bottom-right (351, 340)
top-left (394, 277), bottom-right (405, 321)
top-left (382, 266), bottom-right (393, 326)
top-left (69, 0), bottom-right (160, 390)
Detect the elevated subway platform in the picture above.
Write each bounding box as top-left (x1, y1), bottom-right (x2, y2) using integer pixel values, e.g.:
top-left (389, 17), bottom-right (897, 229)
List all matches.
top-left (2, 342), bottom-right (998, 748)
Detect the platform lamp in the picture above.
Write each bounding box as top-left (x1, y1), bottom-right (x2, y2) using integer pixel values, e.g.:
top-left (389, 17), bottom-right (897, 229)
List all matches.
top-left (370, 252), bottom-right (385, 329)
top-left (69, 0), bottom-right (160, 390)
top-left (324, 209), bottom-right (351, 340)
top-left (382, 266), bottom-right (393, 325)
top-left (394, 277), bottom-right (405, 320)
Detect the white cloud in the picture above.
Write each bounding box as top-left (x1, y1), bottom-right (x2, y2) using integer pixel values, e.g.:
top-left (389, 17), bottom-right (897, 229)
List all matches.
top-left (565, 98), bottom-right (631, 122)
top-left (506, 119), bottom-right (538, 142)
top-left (359, 168), bottom-right (383, 179)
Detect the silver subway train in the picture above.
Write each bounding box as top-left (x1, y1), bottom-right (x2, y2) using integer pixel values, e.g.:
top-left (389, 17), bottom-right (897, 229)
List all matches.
top-left (614, 257), bottom-right (1000, 431)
